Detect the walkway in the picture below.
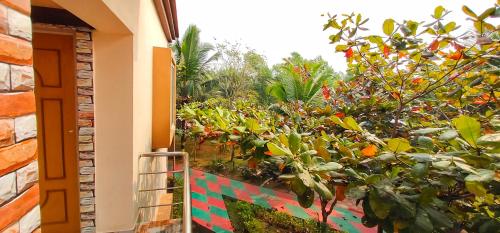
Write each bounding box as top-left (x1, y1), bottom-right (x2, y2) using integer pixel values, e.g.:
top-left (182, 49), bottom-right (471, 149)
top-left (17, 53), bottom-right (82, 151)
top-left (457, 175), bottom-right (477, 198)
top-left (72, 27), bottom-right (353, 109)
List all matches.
top-left (190, 169), bottom-right (376, 233)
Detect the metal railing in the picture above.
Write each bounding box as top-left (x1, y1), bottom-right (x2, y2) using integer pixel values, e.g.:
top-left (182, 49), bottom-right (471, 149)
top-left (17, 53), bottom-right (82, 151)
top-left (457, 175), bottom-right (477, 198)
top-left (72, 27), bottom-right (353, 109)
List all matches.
top-left (136, 151), bottom-right (191, 233)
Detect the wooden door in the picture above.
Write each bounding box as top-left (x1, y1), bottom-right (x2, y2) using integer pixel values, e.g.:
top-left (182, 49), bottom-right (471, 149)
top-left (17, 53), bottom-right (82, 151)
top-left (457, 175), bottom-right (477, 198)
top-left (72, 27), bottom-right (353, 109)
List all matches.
top-left (34, 32), bottom-right (81, 232)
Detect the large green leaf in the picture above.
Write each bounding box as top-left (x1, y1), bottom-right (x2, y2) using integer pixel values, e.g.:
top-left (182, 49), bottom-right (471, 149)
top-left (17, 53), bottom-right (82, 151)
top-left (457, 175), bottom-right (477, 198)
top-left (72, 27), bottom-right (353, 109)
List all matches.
top-left (452, 115), bottom-right (481, 148)
top-left (387, 138), bottom-right (412, 153)
top-left (383, 19), bottom-right (395, 36)
top-left (368, 190), bottom-right (392, 219)
top-left (313, 180), bottom-right (333, 200)
top-left (465, 169), bottom-right (495, 182)
top-left (297, 188), bottom-right (315, 208)
top-left (267, 143), bottom-right (289, 156)
top-left (462, 6), bottom-right (477, 18)
top-left (329, 115), bottom-right (349, 129)
top-left (291, 177), bottom-right (306, 195)
top-left (415, 208), bottom-right (434, 232)
top-left (310, 162), bottom-right (343, 172)
top-left (477, 133), bottom-right (500, 147)
top-left (288, 131), bottom-right (302, 154)
top-left (439, 129), bottom-right (458, 141)
top-left (297, 170), bottom-right (314, 188)
top-left (434, 6), bottom-right (445, 18)
top-left (344, 117), bottom-right (362, 131)
top-left (466, 181), bottom-right (487, 196)
top-left (423, 207), bottom-right (454, 230)
top-left (413, 128), bottom-right (444, 135)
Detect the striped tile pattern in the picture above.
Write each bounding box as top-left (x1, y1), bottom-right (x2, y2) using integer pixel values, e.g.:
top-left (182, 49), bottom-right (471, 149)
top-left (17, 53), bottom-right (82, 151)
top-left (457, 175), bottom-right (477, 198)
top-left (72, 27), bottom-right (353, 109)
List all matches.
top-left (190, 169), bottom-right (376, 233)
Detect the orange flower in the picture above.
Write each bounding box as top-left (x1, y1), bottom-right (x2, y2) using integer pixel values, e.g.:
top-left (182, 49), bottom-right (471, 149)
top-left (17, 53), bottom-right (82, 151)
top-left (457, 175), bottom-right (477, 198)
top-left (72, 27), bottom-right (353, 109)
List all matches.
top-left (412, 77), bottom-right (423, 84)
top-left (335, 112), bottom-right (345, 118)
top-left (361, 144), bottom-right (378, 157)
top-left (429, 39), bottom-right (439, 51)
top-left (447, 51), bottom-right (463, 60)
top-left (473, 93), bottom-right (495, 105)
top-left (345, 47), bottom-right (354, 58)
top-left (383, 45), bottom-right (390, 58)
top-left (264, 151), bottom-right (273, 156)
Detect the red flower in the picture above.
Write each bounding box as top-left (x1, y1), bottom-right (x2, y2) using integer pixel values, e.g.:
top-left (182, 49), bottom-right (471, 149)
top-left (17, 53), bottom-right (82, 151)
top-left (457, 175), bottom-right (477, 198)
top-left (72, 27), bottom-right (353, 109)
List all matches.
top-left (429, 39), bottom-right (440, 51)
top-left (448, 51), bottom-right (463, 60)
top-left (322, 85), bottom-right (331, 100)
top-left (412, 77), bottom-right (423, 84)
top-left (345, 47), bottom-right (353, 58)
top-left (383, 45), bottom-right (390, 58)
top-left (473, 93), bottom-right (495, 105)
top-left (264, 151), bottom-right (273, 156)
top-left (335, 112), bottom-right (345, 118)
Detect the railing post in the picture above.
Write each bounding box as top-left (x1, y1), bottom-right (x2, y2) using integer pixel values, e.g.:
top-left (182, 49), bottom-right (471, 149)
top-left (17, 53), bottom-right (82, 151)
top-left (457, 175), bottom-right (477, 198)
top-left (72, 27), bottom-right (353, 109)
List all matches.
top-left (136, 151), bottom-right (191, 233)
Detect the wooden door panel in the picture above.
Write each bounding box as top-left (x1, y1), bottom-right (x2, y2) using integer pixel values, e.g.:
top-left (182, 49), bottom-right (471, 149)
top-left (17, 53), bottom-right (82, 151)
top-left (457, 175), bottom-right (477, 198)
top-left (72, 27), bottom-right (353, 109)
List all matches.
top-left (34, 32), bottom-right (81, 232)
top-left (34, 49), bottom-right (62, 87)
top-left (40, 99), bottom-right (65, 179)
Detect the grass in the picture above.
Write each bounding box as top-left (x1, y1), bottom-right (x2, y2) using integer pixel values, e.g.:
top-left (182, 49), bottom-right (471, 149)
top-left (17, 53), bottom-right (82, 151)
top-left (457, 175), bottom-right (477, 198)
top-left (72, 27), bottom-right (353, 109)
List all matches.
top-left (224, 196), bottom-right (342, 233)
top-left (170, 176), bottom-right (183, 219)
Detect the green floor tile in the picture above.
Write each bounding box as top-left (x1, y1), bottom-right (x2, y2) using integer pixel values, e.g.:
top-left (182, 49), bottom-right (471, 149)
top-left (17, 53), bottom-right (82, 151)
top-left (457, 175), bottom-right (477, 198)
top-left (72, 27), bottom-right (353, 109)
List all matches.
top-left (330, 217), bottom-right (359, 233)
top-left (252, 195), bottom-right (271, 208)
top-left (230, 179), bottom-right (245, 190)
top-left (204, 173), bottom-right (218, 183)
top-left (195, 178), bottom-right (208, 189)
top-left (192, 206), bottom-right (211, 222)
top-left (335, 207), bottom-right (361, 223)
top-left (285, 203), bottom-right (311, 219)
top-left (207, 190), bottom-right (222, 199)
top-left (192, 192), bottom-right (207, 202)
top-left (220, 185), bottom-right (236, 198)
top-left (212, 226), bottom-right (232, 233)
top-left (260, 187), bottom-right (276, 196)
top-left (210, 205), bottom-right (229, 218)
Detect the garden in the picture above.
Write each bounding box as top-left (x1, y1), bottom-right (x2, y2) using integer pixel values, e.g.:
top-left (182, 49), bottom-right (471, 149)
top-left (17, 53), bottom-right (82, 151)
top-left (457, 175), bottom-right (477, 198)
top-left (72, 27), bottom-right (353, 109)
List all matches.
top-left (174, 2), bottom-right (499, 233)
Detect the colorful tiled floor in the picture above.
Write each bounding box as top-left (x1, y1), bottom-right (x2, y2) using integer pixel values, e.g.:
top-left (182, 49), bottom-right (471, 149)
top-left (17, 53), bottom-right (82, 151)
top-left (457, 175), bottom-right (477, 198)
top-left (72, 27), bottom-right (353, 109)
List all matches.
top-left (190, 169), bottom-right (376, 233)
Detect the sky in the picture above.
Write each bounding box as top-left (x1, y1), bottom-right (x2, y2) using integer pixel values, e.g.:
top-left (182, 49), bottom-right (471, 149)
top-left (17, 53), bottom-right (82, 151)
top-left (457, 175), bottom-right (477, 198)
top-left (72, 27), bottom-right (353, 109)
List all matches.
top-left (177, 0), bottom-right (496, 72)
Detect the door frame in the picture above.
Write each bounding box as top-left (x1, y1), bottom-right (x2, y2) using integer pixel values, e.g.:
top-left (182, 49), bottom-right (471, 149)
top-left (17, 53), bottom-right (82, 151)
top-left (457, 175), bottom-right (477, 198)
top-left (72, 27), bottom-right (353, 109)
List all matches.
top-left (33, 25), bottom-right (82, 230)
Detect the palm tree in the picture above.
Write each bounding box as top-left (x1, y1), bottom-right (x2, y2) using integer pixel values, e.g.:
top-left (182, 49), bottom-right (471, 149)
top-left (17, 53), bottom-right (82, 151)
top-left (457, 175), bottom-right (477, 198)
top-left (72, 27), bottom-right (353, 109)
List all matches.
top-left (267, 53), bottom-right (336, 107)
top-left (173, 24), bottom-right (219, 105)
top-left (173, 25), bottom-right (218, 150)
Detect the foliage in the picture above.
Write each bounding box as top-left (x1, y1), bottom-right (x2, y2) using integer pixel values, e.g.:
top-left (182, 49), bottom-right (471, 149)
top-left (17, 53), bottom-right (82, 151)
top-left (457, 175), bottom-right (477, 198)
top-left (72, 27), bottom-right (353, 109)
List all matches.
top-left (170, 177), bottom-right (184, 219)
top-left (268, 52), bottom-right (339, 108)
top-left (173, 25), bottom-right (219, 103)
top-left (224, 197), bottom-right (340, 233)
top-left (179, 2), bottom-right (500, 233)
top-left (323, 4), bottom-right (498, 138)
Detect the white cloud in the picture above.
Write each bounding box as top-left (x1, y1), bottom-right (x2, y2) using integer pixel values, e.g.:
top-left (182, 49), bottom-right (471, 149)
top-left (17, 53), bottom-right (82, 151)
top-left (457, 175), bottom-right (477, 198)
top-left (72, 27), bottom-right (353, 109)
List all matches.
top-left (177, 0), bottom-right (496, 71)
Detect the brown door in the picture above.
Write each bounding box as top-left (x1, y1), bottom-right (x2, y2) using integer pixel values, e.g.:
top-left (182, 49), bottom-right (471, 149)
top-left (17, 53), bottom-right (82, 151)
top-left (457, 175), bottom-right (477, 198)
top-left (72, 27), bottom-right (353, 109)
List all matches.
top-left (34, 32), bottom-right (81, 232)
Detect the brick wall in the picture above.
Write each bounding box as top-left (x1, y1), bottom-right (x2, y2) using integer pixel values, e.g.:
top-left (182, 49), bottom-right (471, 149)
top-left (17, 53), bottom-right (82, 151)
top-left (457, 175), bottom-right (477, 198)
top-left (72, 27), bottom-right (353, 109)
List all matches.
top-left (75, 27), bottom-right (96, 233)
top-left (0, 1), bottom-right (40, 233)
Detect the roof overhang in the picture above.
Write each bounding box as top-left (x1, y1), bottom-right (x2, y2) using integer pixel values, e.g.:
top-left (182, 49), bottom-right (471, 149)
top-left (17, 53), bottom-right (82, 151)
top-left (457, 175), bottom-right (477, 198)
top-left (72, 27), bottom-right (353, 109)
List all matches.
top-left (154, 0), bottom-right (179, 43)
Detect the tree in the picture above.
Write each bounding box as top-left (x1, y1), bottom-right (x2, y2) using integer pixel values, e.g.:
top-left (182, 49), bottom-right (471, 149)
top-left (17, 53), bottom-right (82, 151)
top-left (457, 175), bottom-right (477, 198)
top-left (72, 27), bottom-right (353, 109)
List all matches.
top-left (208, 42), bottom-right (272, 102)
top-left (268, 53), bottom-right (339, 108)
top-left (323, 4), bottom-right (498, 137)
top-left (173, 24), bottom-right (219, 104)
top-left (173, 24), bottom-right (219, 150)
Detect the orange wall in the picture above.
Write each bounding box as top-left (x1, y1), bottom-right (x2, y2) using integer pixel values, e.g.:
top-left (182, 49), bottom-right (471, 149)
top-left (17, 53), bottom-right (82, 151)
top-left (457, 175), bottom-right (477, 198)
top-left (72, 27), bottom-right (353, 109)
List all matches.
top-left (0, 0), bottom-right (40, 232)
